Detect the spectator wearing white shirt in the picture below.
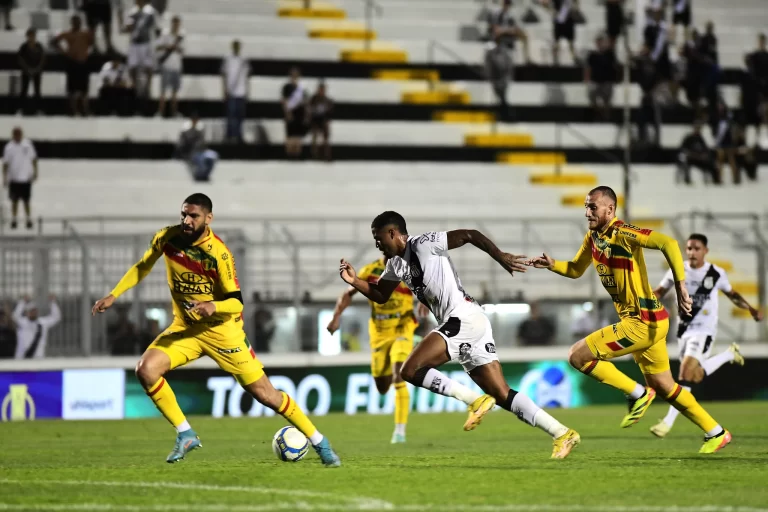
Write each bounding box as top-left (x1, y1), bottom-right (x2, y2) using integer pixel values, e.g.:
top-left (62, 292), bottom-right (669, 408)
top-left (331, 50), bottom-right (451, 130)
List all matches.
top-left (99, 58), bottom-right (134, 115)
top-left (121, 0), bottom-right (158, 108)
top-left (12, 296), bottom-right (61, 359)
top-left (2, 127), bottom-right (37, 230)
top-left (156, 15), bottom-right (184, 118)
top-left (221, 39), bottom-right (250, 143)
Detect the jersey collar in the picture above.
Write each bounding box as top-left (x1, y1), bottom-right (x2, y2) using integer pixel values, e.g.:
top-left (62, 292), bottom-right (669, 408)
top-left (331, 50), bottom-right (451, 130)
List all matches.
top-left (193, 227), bottom-right (214, 247)
top-left (600, 217), bottom-right (621, 236)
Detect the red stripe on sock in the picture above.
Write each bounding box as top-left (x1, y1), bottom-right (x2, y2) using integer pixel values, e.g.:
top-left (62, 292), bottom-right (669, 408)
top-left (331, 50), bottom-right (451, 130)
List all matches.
top-left (147, 378), bottom-right (165, 397)
top-left (279, 394), bottom-right (292, 415)
top-left (667, 384), bottom-right (683, 402)
top-left (582, 360), bottom-right (599, 375)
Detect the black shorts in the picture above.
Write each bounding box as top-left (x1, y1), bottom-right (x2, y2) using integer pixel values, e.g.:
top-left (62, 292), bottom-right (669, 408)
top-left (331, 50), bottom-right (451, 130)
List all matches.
top-left (66, 60), bottom-right (90, 94)
top-left (672, 7), bottom-right (691, 26)
top-left (310, 116), bottom-right (329, 130)
top-left (740, 105), bottom-right (761, 127)
top-left (606, 9), bottom-right (623, 39)
top-left (554, 21), bottom-right (575, 42)
top-left (84, 2), bottom-right (112, 28)
top-left (9, 182), bottom-right (31, 202)
top-left (285, 119), bottom-right (306, 138)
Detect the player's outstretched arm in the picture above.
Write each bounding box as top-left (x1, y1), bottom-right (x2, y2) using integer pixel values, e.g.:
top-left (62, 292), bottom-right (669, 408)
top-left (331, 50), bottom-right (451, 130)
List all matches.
top-left (93, 235), bottom-right (164, 315)
top-left (723, 289), bottom-right (763, 321)
top-left (327, 287), bottom-right (357, 334)
top-left (527, 234), bottom-right (592, 279)
top-left (339, 259), bottom-right (398, 304)
top-left (446, 229), bottom-right (527, 276)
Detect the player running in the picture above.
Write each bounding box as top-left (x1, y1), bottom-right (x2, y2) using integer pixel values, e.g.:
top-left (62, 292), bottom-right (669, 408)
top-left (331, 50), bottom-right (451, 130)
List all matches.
top-left (92, 193), bottom-right (340, 466)
top-left (650, 233), bottom-right (762, 438)
top-left (327, 257), bottom-right (426, 444)
top-left (527, 186), bottom-right (731, 453)
top-left (339, 211), bottom-right (581, 459)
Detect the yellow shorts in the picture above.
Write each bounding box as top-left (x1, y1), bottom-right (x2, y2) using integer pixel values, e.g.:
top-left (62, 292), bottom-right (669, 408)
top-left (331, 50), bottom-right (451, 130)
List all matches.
top-left (585, 317), bottom-right (670, 375)
top-left (148, 319), bottom-right (265, 386)
top-left (370, 329), bottom-right (414, 379)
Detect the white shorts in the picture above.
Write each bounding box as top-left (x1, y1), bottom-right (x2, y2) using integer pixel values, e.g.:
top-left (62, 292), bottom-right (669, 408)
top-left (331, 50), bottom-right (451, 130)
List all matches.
top-left (128, 43), bottom-right (155, 69)
top-left (433, 310), bottom-right (498, 373)
top-left (677, 332), bottom-right (715, 364)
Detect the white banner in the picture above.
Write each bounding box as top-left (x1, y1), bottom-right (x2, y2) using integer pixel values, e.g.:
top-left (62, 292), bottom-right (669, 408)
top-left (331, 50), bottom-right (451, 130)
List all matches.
top-left (62, 369), bottom-right (125, 420)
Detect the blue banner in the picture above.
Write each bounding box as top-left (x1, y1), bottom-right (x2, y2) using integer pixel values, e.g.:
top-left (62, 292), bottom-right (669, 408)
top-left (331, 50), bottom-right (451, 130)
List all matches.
top-left (0, 372), bottom-right (63, 421)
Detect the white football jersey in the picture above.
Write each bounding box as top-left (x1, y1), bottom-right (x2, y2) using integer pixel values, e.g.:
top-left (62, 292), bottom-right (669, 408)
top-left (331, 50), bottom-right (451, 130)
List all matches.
top-left (659, 261), bottom-right (731, 338)
top-left (379, 231), bottom-right (480, 324)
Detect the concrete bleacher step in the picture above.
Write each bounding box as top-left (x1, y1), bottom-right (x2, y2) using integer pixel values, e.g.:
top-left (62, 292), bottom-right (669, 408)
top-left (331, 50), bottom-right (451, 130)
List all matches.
top-left (464, 133), bottom-right (534, 147)
top-left (528, 172), bottom-right (597, 186)
top-left (278, 0), bottom-right (347, 18)
top-left (372, 69), bottom-right (439, 81)
top-left (497, 152), bottom-right (566, 165)
top-left (433, 111), bottom-right (495, 123)
top-left (308, 20), bottom-right (377, 40)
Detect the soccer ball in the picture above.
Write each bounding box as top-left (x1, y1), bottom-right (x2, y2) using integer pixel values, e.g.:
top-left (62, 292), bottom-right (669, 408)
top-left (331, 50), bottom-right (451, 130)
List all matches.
top-left (272, 426), bottom-right (309, 462)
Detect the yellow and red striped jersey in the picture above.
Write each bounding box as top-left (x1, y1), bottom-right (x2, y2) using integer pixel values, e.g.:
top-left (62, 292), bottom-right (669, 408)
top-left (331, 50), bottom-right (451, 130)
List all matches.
top-left (553, 218), bottom-right (685, 325)
top-left (111, 225), bottom-right (243, 327)
top-left (357, 258), bottom-right (417, 333)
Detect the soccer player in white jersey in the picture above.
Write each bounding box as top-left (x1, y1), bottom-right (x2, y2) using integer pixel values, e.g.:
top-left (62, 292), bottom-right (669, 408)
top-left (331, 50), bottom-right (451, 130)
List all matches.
top-left (650, 233), bottom-right (762, 437)
top-left (338, 211), bottom-right (581, 459)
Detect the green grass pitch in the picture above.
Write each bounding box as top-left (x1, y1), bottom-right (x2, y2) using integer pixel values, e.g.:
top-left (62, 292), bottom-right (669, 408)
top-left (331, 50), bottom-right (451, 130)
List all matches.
top-left (1, 401), bottom-right (767, 511)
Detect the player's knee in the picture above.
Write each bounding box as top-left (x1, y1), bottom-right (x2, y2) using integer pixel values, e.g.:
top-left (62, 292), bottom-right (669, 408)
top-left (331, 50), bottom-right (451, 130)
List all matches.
top-left (400, 362), bottom-right (426, 386)
top-left (567, 344), bottom-right (588, 370)
top-left (374, 379), bottom-right (390, 395)
top-left (135, 358), bottom-right (163, 388)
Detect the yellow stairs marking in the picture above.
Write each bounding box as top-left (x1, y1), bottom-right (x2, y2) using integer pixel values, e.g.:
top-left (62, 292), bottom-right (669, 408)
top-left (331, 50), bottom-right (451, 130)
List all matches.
top-left (465, 133), bottom-right (534, 147)
top-left (498, 152), bottom-right (566, 165)
top-left (630, 218), bottom-right (665, 230)
top-left (278, 1), bottom-right (346, 18)
top-left (308, 20), bottom-right (376, 40)
top-left (401, 90), bottom-right (470, 104)
top-left (708, 259), bottom-right (734, 273)
top-left (731, 282), bottom-right (758, 295)
top-left (731, 307), bottom-right (762, 318)
top-left (373, 69), bottom-right (439, 81)
top-left (341, 42), bottom-right (408, 63)
top-left (433, 111), bottom-right (495, 123)
top-left (529, 173), bottom-right (597, 186)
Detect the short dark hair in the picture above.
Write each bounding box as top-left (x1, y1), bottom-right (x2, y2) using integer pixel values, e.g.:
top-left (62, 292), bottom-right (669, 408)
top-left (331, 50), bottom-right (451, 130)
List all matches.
top-left (589, 186), bottom-right (618, 205)
top-left (371, 211), bottom-right (408, 234)
top-left (688, 233), bottom-right (708, 247)
top-left (183, 193), bottom-right (213, 212)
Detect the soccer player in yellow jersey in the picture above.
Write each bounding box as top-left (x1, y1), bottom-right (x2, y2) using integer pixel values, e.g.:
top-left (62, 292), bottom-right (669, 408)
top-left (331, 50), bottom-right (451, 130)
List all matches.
top-left (327, 257), bottom-right (420, 444)
top-left (528, 186), bottom-right (732, 453)
top-left (92, 194), bottom-right (341, 466)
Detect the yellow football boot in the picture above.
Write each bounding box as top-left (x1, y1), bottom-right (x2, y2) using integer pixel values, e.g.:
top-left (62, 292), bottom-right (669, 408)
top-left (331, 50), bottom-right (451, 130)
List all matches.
top-left (551, 429), bottom-right (581, 459)
top-left (620, 387), bottom-right (656, 428)
top-left (699, 429), bottom-right (732, 454)
top-left (463, 394), bottom-right (496, 431)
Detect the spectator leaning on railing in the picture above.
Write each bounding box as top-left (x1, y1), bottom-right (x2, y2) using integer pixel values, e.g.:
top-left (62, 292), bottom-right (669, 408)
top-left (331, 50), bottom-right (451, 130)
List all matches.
top-left (17, 28), bottom-right (46, 116)
top-left (12, 295), bottom-right (61, 359)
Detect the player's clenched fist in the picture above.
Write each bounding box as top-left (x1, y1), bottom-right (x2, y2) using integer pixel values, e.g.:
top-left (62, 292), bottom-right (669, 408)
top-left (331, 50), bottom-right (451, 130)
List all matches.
top-left (92, 294), bottom-right (116, 315)
top-left (339, 259), bottom-right (357, 284)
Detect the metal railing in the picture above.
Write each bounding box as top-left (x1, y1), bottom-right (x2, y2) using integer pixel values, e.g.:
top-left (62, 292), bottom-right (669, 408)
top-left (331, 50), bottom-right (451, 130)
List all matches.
top-left (362, 0), bottom-right (384, 52)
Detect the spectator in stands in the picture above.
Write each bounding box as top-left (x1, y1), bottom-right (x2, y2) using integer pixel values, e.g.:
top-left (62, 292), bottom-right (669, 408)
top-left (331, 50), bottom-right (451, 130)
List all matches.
top-left (2, 127), bottom-right (37, 230)
top-left (676, 121), bottom-right (716, 184)
top-left (221, 39), bottom-right (250, 144)
top-left (156, 15), bottom-right (184, 118)
top-left (0, 0), bottom-right (12, 31)
top-left (604, 0), bottom-right (625, 49)
top-left (80, 0), bottom-right (115, 55)
top-left (108, 306), bottom-right (138, 355)
top-left (517, 301), bottom-right (556, 346)
top-left (748, 34), bottom-right (768, 145)
top-left (741, 54), bottom-right (763, 146)
top-left (176, 112), bottom-right (218, 182)
top-left (308, 81), bottom-right (333, 161)
top-left (282, 66), bottom-right (308, 158)
top-left (17, 28), bottom-right (46, 116)
top-left (670, 0), bottom-right (691, 45)
top-left (713, 100), bottom-right (739, 184)
top-left (546, 0), bottom-right (580, 65)
top-left (121, 0), bottom-right (159, 112)
top-left (584, 34), bottom-right (618, 121)
top-left (485, 35), bottom-right (514, 122)
top-left (643, 8), bottom-right (671, 88)
top-left (486, 0), bottom-right (531, 63)
top-left (635, 45), bottom-right (662, 147)
top-left (12, 296), bottom-right (61, 359)
top-left (0, 306), bottom-right (17, 359)
top-left (99, 57), bottom-right (134, 115)
top-left (252, 292), bottom-right (275, 354)
top-left (733, 124), bottom-right (759, 183)
top-left (53, 15), bottom-right (93, 117)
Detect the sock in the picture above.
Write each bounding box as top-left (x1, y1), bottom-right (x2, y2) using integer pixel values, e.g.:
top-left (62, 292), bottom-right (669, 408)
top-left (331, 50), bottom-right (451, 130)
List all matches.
top-left (701, 350), bottom-right (734, 376)
top-left (175, 420), bottom-right (192, 433)
top-left (394, 423), bottom-right (406, 436)
top-left (662, 384), bottom-right (691, 426)
top-left (277, 391), bottom-right (321, 444)
top-left (501, 390), bottom-right (569, 438)
top-left (420, 368), bottom-right (481, 405)
top-left (146, 377), bottom-right (187, 429)
top-left (579, 360), bottom-right (640, 395)
top-left (664, 383), bottom-right (720, 434)
top-left (394, 381), bottom-right (409, 431)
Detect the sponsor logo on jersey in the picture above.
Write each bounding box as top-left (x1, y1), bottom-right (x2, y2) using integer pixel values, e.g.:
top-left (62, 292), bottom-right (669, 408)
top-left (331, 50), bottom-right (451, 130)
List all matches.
top-left (217, 347), bottom-right (242, 354)
top-left (703, 276), bottom-right (714, 289)
top-left (173, 280), bottom-right (213, 295)
top-left (596, 264), bottom-right (610, 276)
top-left (600, 275), bottom-right (617, 287)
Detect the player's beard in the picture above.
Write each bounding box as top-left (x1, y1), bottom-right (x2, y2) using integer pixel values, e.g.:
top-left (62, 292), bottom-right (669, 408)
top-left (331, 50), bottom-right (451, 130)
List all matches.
top-left (180, 223), bottom-right (207, 244)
